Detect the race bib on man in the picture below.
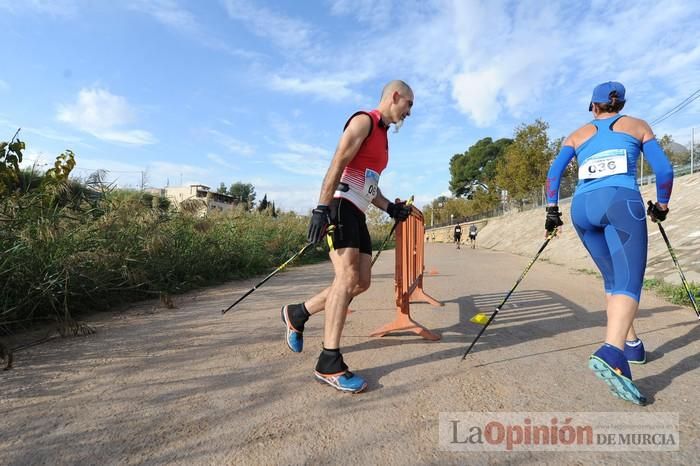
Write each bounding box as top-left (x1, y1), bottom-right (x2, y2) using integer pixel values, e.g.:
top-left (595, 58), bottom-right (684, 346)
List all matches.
top-left (579, 149), bottom-right (627, 180)
top-left (363, 168), bottom-right (380, 201)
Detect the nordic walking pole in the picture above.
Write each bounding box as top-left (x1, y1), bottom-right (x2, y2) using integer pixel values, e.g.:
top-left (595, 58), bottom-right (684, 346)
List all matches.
top-left (648, 202), bottom-right (700, 319)
top-left (221, 242), bottom-right (314, 314)
top-left (461, 229), bottom-right (558, 360)
top-left (371, 196), bottom-right (414, 267)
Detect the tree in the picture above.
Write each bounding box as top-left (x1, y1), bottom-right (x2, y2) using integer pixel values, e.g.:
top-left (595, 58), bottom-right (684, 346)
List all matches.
top-left (257, 193), bottom-right (269, 212)
top-left (449, 137), bottom-right (513, 197)
top-left (469, 188), bottom-right (501, 214)
top-left (658, 134), bottom-right (689, 166)
top-left (271, 201), bottom-right (277, 218)
top-left (365, 204), bottom-right (391, 226)
top-left (0, 132), bottom-right (24, 196)
top-left (494, 119), bottom-right (553, 208)
top-left (217, 182), bottom-right (228, 194)
top-left (423, 196), bottom-right (486, 225)
top-left (229, 182), bottom-right (256, 209)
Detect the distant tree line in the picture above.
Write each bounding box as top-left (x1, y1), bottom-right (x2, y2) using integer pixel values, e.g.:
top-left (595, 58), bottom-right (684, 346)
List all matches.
top-left (216, 181), bottom-right (276, 216)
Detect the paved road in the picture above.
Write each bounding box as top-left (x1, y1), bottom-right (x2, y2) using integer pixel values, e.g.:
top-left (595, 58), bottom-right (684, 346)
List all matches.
top-left (1, 243), bottom-right (698, 464)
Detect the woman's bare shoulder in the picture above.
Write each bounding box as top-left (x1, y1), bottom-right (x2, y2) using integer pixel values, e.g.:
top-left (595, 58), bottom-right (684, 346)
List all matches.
top-left (568, 123), bottom-right (597, 147)
top-left (616, 115), bottom-right (653, 141)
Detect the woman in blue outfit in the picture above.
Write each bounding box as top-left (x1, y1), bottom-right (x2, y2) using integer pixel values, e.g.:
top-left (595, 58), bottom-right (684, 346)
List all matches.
top-left (544, 81), bottom-right (673, 405)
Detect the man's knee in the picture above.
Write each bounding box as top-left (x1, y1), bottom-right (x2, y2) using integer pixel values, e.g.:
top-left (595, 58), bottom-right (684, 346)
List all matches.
top-left (356, 275), bottom-right (371, 293)
top-left (335, 268), bottom-right (361, 292)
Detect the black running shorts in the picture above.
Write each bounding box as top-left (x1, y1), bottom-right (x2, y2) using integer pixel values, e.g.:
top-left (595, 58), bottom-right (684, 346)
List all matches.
top-left (327, 197), bottom-right (372, 255)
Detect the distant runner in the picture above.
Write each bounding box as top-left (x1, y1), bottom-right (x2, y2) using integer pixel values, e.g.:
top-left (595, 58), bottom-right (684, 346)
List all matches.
top-left (468, 224), bottom-right (477, 249)
top-left (453, 224), bottom-right (462, 249)
top-left (544, 81), bottom-right (673, 405)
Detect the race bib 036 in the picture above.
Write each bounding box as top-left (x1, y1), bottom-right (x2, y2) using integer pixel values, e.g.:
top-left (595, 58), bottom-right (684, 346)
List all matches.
top-left (579, 149), bottom-right (628, 180)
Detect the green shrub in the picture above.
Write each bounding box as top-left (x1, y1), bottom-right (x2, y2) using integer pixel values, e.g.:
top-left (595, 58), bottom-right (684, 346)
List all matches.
top-left (0, 159), bottom-right (325, 331)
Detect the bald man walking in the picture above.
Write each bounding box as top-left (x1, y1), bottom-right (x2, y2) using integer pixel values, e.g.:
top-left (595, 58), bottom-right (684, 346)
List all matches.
top-left (281, 80), bottom-right (414, 393)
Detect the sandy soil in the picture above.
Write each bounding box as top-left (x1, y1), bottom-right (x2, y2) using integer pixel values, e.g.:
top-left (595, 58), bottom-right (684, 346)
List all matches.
top-left (1, 243), bottom-right (699, 465)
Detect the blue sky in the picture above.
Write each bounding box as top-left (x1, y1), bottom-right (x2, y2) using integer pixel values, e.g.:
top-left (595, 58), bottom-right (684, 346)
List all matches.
top-left (1, 0), bottom-right (699, 213)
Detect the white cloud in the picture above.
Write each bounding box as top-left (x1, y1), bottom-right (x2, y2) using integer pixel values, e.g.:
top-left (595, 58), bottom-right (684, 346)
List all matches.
top-left (19, 148), bottom-right (54, 171)
top-left (440, 0), bottom-right (700, 126)
top-left (129, 0), bottom-right (198, 32)
top-left (265, 130), bottom-right (331, 177)
top-left (249, 176), bottom-right (317, 214)
top-left (270, 75), bottom-right (357, 102)
top-left (206, 129), bottom-right (254, 156)
top-left (128, 0), bottom-right (257, 59)
top-left (270, 152), bottom-right (328, 177)
top-left (207, 152), bottom-right (238, 169)
top-left (21, 126), bottom-right (81, 143)
top-left (451, 68), bottom-right (506, 127)
top-left (328, 0), bottom-right (394, 30)
top-left (63, 157), bottom-right (146, 188)
top-left (147, 161), bottom-right (211, 188)
top-left (251, 0), bottom-right (699, 132)
top-left (0, 0), bottom-right (78, 17)
top-left (285, 142), bottom-right (327, 157)
top-left (222, 0), bottom-right (315, 52)
top-left (58, 89), bottom-right (132, 130)
top-left (97, 129), bottom-right (157, 145)
top-left (57, 88), bottom-right (157, 145)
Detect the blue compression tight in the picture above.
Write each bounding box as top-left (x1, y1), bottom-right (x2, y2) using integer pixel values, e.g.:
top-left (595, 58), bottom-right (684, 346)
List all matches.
top-left (571, 187), bottom-right (648, 301)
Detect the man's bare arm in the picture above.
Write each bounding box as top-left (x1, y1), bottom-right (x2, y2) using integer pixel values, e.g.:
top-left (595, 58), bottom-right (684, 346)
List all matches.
top-left (371, 188), bottom-right (390, 211)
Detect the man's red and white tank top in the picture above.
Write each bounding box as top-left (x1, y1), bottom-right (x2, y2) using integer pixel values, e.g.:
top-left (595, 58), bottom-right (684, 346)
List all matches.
top-left (333, 109), bottom-right (389, 212)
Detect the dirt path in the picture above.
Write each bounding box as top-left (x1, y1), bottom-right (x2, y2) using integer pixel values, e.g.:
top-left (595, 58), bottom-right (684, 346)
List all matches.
top-left (1, 243), bottom-right (698, 465)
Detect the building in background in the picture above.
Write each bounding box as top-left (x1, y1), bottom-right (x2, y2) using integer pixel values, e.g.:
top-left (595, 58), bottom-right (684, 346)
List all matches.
top-left (154, 185), bottom-right (237, 214)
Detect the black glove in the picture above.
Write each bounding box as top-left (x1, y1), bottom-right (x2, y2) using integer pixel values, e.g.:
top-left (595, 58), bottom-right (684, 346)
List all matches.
top-left (647, 200), bottom-right (668, 223)
top-left (545, 205), bottom-right (563, 234)
top-left (307, 205), bottom-right (331, 244)
top-left (387, 201), bottom-right (411, 222)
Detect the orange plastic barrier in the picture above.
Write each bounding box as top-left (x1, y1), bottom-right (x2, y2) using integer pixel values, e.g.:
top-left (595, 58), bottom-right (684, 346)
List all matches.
top-left (370, 207), bottom-right (443, 340)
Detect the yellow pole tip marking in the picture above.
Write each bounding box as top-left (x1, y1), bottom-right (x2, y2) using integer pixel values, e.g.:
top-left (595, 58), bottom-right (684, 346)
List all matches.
top-left (470, 313), bottom-right (489, 325)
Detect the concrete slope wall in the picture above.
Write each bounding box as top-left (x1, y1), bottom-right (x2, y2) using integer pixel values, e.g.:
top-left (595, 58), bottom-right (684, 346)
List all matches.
top-left (426, 172), bottom-right (700, 285)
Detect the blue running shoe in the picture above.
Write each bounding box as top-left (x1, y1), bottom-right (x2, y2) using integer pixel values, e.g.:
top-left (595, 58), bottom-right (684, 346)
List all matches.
top-left (589, 343), bottom-right (646, 405)
top-left (281, 305), bottom-right (303, 353)
top-left (314, 370), bottom-right (367, 393)
top-left (624, 338), bottom-right (646, 364)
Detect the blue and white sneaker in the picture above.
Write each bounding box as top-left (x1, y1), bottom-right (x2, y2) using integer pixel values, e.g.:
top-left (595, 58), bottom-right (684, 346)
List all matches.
top-left (624, 338), bottom-right (646, 364)
top-left (588, 343), bottom-right (646, 405)
top-left (314, 370), bottom-right (367, 393)
top-left (281, 305), bottom-right (303, 353)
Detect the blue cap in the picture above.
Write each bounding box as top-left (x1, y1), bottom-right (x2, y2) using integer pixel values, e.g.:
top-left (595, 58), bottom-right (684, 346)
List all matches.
top-left (589, 81), bottom-right (626, 111)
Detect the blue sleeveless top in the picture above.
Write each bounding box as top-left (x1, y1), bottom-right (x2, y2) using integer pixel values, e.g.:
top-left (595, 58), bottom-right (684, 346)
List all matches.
top-left (574, 115), bottom-right (641, 197)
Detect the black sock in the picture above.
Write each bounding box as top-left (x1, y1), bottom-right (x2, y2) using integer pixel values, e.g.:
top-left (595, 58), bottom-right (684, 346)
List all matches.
top-left (288, 303), bottom-right (310, 331)
top-left (315, 347), bottom-right (348, 375)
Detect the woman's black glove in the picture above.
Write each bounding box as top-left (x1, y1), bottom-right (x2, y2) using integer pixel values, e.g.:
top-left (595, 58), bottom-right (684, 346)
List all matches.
top-left (647, 200), bottom-right (668, 223)
top-left (307, 205), bottom-right (331, 244)
top-left (545, 205), bottom-right (563, 234)
top-left (387, 201), bottom-right (411, 222)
